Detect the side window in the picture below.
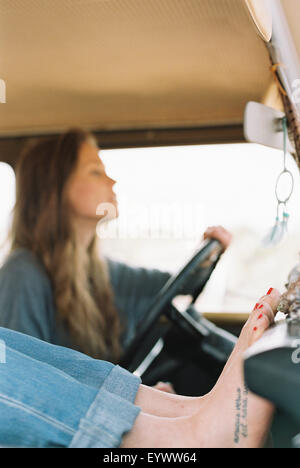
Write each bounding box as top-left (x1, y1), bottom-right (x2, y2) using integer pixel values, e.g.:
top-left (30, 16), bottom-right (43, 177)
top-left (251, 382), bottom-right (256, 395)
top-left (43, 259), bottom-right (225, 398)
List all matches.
top-left (100, 144), bottom-right (300, 314)
top-left (0, 163), bottom-right (16, 265)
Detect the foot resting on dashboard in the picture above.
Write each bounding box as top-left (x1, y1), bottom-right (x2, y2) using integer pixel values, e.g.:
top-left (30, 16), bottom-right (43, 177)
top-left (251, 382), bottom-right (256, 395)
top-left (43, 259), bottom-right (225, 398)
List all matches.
top-left (122, 288), bottom-right (280, 448)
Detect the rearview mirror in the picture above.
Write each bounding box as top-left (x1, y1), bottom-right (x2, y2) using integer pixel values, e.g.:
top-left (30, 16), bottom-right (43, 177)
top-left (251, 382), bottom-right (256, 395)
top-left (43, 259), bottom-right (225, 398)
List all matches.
top-left (244, 101), bottom-right (293, 152)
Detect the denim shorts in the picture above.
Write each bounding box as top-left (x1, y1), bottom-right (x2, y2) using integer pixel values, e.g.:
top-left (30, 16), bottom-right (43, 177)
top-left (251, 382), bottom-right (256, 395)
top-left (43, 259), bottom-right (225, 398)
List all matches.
top-left (0, 327), bottom-right (141, 447)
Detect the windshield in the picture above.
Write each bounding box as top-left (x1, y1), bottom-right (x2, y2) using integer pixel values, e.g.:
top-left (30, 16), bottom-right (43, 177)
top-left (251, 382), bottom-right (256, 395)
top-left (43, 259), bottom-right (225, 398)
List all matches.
top-left (100, 143), bottom-right (300, 313)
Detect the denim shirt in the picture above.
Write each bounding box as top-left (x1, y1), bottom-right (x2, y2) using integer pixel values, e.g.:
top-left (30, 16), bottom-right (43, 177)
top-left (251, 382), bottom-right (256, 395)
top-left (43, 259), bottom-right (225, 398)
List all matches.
top-left (0, 249), bottom-right (171, 355)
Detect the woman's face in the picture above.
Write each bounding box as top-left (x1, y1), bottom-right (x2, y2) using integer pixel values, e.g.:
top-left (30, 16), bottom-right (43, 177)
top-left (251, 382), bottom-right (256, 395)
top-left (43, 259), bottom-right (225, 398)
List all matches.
top-left (66, 141), bottom-right (118, 223)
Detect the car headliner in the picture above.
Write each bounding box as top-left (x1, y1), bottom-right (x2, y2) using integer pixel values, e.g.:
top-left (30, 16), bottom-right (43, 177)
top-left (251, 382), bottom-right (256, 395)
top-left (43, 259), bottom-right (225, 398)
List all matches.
top-left (0, 0), bottom-right (299, 164)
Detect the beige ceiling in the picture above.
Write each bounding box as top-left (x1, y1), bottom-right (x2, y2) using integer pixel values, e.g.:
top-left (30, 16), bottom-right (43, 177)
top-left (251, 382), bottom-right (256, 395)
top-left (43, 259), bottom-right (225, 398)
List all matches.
top-left (0, 0), bottom-right (292, 137)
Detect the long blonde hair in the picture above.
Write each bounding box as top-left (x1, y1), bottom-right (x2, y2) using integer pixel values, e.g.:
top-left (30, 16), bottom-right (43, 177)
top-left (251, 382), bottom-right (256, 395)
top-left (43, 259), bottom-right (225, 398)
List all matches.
top-left (10, 129), bottom-right (122, 361)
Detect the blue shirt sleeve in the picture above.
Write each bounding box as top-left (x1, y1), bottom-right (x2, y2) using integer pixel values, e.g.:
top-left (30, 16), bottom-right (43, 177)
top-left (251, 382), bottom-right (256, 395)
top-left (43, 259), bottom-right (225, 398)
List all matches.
top-left (0, 251), bottom-right (55, 343)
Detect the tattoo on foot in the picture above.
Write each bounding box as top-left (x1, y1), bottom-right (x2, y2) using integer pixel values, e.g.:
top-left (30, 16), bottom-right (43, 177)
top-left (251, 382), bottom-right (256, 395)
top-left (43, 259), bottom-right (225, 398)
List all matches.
top-left (234, 386), bottom-right (249, 444)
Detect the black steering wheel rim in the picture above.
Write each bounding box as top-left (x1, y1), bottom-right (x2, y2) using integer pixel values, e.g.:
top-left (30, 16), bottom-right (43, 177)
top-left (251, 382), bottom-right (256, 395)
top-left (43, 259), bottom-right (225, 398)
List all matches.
top-left (120, 239), bottom-right (225, 372)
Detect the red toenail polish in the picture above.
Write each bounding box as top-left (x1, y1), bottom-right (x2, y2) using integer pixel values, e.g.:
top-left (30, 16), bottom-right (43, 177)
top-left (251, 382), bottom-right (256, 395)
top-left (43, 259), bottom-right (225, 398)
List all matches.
top-left (259, 304), bottom-right (264, 309)
top-left (254, 303), bottom-right (259, 310)
top-left (267, 288), bottom-right (273, 295)
top-left (258, 314), bottom-right (263, 319)
top-left (253, 327), bottom-right (258, 331)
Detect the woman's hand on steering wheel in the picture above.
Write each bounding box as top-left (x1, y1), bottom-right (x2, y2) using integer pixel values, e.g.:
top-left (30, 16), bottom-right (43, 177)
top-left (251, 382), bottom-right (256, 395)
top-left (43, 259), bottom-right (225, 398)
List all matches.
top-left (203, 226), bottom-right (232, 251)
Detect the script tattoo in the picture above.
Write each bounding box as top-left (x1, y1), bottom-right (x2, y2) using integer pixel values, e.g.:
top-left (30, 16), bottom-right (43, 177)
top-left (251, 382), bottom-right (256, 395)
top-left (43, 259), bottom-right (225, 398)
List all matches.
top-left (234, 386), bottom-right (249, 444)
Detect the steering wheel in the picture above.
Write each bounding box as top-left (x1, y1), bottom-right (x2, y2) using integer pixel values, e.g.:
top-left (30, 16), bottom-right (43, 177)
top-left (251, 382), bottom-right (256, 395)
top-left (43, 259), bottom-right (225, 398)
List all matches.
top-left (120, 239), bottom-right (237, 373)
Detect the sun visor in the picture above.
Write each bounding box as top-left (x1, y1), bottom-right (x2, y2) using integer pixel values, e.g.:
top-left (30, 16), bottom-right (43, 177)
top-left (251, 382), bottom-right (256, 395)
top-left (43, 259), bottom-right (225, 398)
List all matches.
top-left (245, 0), bottom-right (272, 42)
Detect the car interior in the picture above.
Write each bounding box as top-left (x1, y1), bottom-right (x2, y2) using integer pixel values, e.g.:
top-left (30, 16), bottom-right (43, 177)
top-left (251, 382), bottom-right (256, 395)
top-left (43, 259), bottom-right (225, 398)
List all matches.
top-left (1, 0), bottom-right (300, 448)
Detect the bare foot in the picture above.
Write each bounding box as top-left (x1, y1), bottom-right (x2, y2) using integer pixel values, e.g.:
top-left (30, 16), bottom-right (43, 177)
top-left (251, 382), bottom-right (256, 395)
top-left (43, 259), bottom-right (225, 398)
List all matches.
top-left (153, 382), bottom-right (176, 394)
top-left (191, 287), bottom-right (280, 448)
top-left (122, 288), bottom-right (280, 448)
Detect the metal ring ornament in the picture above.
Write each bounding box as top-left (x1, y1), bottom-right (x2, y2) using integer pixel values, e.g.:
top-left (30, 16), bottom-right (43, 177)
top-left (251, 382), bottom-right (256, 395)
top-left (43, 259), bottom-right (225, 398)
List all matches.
top-left (275, 169), bottom-right (294, 204)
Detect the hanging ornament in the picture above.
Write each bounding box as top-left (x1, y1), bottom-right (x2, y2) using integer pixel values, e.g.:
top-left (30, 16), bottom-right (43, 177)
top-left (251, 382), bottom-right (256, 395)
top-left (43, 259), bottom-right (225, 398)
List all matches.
top-left (262, 117), bottom-right (294, 247)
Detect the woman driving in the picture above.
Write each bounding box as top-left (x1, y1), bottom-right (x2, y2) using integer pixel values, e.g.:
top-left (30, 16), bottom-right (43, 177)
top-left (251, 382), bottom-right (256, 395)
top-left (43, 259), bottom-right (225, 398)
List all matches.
top-left (0, 128), bottom-right (231, 363)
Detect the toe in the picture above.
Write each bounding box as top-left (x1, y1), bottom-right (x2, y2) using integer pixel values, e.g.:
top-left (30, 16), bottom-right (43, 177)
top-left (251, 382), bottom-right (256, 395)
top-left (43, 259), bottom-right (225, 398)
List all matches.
top-left (245, 289), bottom-right (281, 345)
top-left (250, 289), bottom-right (280, 322)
